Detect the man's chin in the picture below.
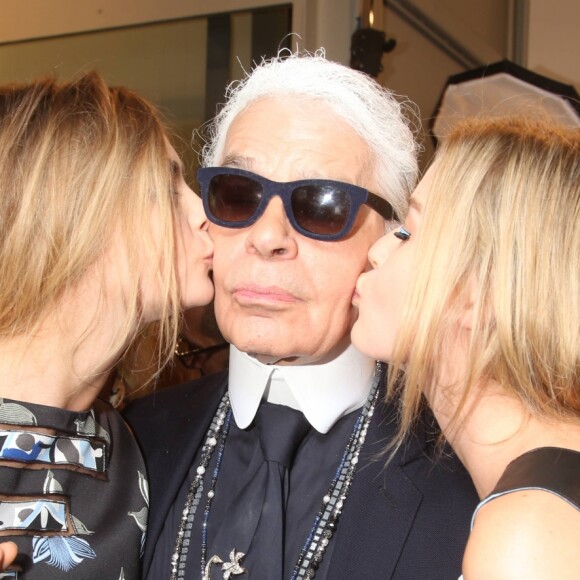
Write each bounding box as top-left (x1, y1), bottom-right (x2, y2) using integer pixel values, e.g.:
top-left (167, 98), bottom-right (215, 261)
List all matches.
top-left (249, 352), bottom-right (301, 365)
top-left (222, 323), bottom-right (352, 366)
top-left (231, 338), bottom-right (305, 365)
top-left (236, 341), bottom-right (298, 365)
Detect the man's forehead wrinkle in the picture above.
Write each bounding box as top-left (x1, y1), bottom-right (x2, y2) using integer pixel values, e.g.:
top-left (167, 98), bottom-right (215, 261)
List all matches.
top-left (219, 153), bottom-right (362, 185)
top-left (280, 154), bottom-right (373, 184)
top-left (220, 129), bottom-right (374, 187)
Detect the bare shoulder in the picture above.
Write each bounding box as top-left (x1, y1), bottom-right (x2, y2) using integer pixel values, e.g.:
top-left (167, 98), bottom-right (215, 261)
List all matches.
top-left (462, 490), bottom-right (580, 580)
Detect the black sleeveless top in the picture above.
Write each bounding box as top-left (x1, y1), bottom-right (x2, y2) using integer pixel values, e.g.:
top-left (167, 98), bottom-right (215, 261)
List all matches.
top-left (471, 447), bottom-right (580, 527)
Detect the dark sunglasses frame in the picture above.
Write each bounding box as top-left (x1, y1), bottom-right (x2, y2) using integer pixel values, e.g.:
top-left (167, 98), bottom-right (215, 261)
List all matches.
top-left (197, 166), bottom-right (397, 241)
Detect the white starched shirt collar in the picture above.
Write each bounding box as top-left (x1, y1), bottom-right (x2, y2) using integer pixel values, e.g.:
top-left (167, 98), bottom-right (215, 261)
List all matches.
top-left (228, 343), bottom-right (376, 434)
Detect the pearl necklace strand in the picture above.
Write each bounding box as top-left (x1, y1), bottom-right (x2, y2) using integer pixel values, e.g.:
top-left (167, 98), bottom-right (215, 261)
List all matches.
top-left (170, 362), bottom-right (382, 580)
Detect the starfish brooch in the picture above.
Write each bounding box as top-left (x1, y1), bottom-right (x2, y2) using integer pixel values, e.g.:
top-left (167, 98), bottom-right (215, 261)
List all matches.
top-left (203, 549), bottom-right (247, 580)
top-left (221, 550), bottom-right (247, 579)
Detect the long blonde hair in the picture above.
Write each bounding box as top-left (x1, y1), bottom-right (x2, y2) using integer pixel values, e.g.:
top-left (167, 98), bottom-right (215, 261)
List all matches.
top-left (0, 72), bottom-right (181, 371)
top-left (388, 117), bottom-right (580, 448)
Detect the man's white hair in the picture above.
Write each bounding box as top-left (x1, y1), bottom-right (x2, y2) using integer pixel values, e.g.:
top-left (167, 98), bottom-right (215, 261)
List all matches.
top-left (200, 49), bottom-right (420, 220)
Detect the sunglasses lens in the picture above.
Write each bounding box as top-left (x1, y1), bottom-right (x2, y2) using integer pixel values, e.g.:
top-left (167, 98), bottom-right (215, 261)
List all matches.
top-left (208, 174), bottom-right (263, 224)
top-left (291, 185), bottom-right (351, 235)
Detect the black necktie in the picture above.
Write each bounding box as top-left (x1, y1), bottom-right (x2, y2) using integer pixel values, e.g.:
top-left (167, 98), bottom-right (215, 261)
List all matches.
top-left (211, 403), bottom-right (310, 579)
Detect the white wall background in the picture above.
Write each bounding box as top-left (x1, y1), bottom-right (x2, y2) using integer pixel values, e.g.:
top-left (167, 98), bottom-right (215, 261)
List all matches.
top-left (527, 0), bottom-right (579, 88)
top-left (1, 0), bottom-right (577, 169)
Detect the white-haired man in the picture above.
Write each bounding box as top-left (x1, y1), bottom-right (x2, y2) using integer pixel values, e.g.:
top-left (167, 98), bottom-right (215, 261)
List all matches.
top-left (126, 52), bottom-right (478, 580)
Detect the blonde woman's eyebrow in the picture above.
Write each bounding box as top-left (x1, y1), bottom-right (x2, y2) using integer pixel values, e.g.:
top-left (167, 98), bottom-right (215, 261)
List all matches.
top-left (409, 196), bottom-right (423, 212)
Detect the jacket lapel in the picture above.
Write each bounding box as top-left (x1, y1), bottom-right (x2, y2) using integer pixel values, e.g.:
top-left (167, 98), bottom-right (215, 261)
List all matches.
top-left (125, 372), bottom-right (228, 576)
top-left (326, 395), bottom-right (427, 579)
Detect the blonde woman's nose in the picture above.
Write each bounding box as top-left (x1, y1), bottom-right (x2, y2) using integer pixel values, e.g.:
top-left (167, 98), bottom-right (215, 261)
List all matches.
top-left (189, 190), bottom-right (209, 231)
top-left (367, 233), bottom-right (391, 269)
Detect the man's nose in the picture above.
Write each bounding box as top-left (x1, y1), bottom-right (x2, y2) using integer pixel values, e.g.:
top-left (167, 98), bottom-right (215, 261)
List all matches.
top-left (245, 196), bottom-right (298, 258)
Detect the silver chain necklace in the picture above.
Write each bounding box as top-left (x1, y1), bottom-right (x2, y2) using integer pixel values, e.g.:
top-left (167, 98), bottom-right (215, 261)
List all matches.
top-left (170, 362), bottom-right (382, 580)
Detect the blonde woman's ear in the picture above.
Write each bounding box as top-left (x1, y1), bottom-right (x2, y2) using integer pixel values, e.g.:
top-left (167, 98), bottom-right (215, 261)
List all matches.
top-left (458, 274), bottom-right (478, 331)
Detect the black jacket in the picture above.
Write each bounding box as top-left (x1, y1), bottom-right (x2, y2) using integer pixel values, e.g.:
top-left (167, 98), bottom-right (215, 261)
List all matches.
top-left (124, 370), bottom-right (478, 579)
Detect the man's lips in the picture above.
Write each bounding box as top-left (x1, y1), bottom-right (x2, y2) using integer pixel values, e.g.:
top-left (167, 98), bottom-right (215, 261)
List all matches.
top-left (233, 283), bottom-right (299, 304)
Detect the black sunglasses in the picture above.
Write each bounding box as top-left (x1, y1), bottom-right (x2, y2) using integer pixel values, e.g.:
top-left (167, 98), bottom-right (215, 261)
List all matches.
top-left (197, 167), bottom-right (397, 241)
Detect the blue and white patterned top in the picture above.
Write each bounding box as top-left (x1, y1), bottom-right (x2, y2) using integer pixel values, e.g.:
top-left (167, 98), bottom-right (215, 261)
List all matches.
top-left (0, 397), bottom-right (148, 579)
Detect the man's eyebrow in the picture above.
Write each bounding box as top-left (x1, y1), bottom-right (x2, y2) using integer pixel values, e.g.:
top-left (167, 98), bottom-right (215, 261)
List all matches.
top-left (220, 154), bottom-right (254, 169)
top-left (218, 156), bottom-right (360, 184)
